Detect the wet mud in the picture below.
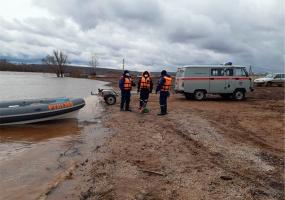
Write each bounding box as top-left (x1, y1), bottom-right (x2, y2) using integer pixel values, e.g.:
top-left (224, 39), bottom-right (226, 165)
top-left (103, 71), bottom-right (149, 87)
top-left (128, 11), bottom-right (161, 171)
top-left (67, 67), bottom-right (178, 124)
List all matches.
top-left (1, 86), bottom-right (284, 200)
top-left (44, 86), bottom-right (284, 200)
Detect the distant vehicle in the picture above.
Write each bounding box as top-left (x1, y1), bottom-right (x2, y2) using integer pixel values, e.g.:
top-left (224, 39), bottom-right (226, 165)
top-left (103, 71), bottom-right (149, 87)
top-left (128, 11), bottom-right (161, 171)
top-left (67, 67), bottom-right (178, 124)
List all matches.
top-left (254, 73), bottom-right (285, 87)
top-left (174, 64), bottom-right (254, 100)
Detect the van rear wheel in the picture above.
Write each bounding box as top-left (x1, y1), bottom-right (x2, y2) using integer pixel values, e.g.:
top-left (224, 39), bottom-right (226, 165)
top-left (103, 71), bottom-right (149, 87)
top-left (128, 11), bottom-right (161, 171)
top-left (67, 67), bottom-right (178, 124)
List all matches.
top-left (194, 90), bottom-right (206, 101)
top-left (233, 90), bottom-right (245, 100)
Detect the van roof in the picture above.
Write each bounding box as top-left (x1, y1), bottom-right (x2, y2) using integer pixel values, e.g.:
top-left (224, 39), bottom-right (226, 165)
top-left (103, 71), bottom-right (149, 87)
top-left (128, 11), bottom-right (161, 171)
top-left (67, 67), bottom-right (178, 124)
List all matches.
top-left (181, 65), bottom-right (246, 68)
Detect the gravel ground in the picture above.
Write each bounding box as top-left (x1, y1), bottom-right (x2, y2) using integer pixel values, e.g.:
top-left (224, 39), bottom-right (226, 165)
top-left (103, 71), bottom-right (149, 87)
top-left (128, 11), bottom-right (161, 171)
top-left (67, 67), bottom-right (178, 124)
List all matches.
top-left (47, 86), bottom-right (284, 200)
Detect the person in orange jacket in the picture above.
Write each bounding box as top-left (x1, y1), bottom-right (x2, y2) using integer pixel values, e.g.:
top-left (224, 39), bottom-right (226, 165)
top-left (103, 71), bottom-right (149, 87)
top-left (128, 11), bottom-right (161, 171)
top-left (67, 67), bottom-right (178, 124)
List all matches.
top-left (156, 70), bottom-right (172, 115)
top-left (119, 70), bottom-right (135, 111)
top-left (137, 71), bottom-right (153, 111)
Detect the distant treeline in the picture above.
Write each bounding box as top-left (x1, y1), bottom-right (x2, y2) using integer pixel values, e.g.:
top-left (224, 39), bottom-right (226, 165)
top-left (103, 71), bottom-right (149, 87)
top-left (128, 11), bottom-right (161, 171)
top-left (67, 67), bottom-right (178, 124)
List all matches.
top-left (0, 59), bottom-right (170, 78)
top-left (1, 60), bottom-right (46, 72)
top-left (0, 59), bottom-right (123, 78)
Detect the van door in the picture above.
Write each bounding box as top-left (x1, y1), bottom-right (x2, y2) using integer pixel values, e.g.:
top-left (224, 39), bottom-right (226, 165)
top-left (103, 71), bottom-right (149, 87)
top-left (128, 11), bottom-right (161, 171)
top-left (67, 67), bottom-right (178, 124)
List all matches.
top-left (224, 68), bottom-right (234, 93)
top-left (233, 68), bottom-right (250, 90)
top-left (174, 68), bottom-right (185, 92)
top-left (209, 68), bottom-right (226, 93)
top-left (184, 67), bottom-right (210, 93)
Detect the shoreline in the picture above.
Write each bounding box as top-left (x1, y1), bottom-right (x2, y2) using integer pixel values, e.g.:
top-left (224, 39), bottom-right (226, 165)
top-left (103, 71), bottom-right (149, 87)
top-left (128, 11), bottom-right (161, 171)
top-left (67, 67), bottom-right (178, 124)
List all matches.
top-left (45, 84), bottom-right (284, 200)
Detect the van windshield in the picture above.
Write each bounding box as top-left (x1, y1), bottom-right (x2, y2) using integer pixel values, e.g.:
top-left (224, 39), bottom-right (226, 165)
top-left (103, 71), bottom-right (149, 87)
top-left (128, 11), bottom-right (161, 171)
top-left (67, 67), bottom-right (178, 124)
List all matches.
top-left (176, 70), bottom-right (184, 77)
top-left (265, 74), bottom-right (274, 78)
top-left (236, 68), bottom-right (248, 77)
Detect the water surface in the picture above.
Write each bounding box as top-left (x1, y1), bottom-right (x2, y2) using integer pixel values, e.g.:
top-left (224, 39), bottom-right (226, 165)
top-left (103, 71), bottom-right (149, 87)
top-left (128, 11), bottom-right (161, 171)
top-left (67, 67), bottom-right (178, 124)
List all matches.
top-left (0, 71), bottom-right (109, 200)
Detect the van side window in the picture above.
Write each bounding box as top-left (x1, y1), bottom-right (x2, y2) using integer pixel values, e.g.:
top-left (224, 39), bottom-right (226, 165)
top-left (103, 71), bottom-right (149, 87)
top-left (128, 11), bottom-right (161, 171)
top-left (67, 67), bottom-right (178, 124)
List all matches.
top-left (225, 69), bottom-right (233, 76)
top-left (211, 69), bottom-right (224, 76)
top-left (235, 68), bottom-right (247, 76)
top-left (275, 74), bottom-right (282, 78)
top-left (282, 74), bottom-right (285, 78)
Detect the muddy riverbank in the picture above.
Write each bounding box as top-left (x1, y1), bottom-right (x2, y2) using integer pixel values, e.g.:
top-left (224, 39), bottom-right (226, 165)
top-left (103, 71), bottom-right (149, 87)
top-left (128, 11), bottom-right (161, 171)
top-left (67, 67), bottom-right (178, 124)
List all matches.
top-left (45, 86), bottom-right (284, 200)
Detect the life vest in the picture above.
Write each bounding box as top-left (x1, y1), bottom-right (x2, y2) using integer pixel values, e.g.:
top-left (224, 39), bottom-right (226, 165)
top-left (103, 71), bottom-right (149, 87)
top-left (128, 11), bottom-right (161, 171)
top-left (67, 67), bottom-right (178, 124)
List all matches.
top-left (123, 77), bottom-right (132, 90)
top-left (140, 76), bottom-right (151, 89)
top-left (161, 76), bottom-right (172, 91)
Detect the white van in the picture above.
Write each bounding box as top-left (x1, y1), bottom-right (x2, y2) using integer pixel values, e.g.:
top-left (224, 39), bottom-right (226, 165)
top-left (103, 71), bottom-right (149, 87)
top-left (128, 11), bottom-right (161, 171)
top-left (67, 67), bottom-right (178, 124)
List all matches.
top-left (175, 64), bottom-right (254, 100)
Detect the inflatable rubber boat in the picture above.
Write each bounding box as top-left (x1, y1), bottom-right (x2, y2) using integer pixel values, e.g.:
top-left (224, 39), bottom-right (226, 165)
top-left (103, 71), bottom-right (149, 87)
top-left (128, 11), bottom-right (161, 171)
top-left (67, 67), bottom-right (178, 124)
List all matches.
top-left (0, 97), bottom-right (85, 125)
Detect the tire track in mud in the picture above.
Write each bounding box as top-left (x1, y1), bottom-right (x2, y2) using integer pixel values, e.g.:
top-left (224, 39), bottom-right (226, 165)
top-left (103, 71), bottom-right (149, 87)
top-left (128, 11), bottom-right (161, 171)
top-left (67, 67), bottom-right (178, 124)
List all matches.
top-left (80, 107), bottom-right (280, 199)
top-left (168, 109), bottom-right (284, 200)
top-left (47, 89), bottom-right (284, 200)
top-left (199, 109), bottom-right (284, 154)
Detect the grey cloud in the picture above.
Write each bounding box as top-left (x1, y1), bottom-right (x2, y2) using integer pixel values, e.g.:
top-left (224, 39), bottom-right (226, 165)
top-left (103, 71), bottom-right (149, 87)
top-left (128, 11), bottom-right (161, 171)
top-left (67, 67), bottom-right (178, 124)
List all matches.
top-left (34, 0), bottom-right (162, 29)
top-left (0, 0), bottom-right (284, 72)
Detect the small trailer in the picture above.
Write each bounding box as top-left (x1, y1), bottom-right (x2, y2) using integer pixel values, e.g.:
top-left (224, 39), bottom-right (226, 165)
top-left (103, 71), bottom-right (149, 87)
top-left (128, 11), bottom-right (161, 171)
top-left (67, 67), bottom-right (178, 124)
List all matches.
top-left (91, 89), bottom-right (119, 105)
top-left (174, 64), bottom-right (254, 100)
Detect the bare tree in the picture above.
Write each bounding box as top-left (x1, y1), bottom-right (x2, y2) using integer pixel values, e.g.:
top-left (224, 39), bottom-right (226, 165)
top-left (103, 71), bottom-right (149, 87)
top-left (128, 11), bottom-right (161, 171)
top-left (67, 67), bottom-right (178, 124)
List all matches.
top-left (42, 55), bottom-right (57, 76)
top-left (53, 50), bottom-right (68, 77)
top-left (89, 54), bottom-right (99, 75)
top-left (42, 50), bottom-right (68, 77)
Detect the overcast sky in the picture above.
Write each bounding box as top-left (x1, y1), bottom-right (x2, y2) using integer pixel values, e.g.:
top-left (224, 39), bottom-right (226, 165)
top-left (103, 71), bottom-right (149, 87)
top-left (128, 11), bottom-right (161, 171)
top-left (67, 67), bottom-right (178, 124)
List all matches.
top-left (0, 0), bottom-right (284, 72)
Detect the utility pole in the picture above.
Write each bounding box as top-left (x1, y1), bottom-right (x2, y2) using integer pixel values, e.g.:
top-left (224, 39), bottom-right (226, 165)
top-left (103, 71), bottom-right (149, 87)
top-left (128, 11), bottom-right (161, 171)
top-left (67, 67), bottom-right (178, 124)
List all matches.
top-left (122, 58), bottom-right (125, 71)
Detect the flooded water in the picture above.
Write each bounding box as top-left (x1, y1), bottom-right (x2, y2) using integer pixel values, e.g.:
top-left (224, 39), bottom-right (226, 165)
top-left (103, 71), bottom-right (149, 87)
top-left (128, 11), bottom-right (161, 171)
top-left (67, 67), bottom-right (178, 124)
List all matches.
top-left (0, 71), bottom-right (107, 100)
top-left (0, 71), bottom-right (110, 200)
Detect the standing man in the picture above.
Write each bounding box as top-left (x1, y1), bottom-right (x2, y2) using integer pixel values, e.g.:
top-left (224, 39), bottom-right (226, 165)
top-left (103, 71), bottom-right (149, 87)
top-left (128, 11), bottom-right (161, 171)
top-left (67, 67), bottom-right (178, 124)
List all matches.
top-left (119, 70), bottom-right (134, 111)
top-left (156, 70), bottom-right (172, 115)
top-left (137, 71), bottom-right (153, 111)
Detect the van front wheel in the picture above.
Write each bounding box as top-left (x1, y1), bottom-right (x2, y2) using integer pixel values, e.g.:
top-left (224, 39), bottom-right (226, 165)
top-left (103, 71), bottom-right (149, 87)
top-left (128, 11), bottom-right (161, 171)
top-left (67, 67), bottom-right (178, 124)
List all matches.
top-left (233, 90), bottom-right (245, 100)
top-left (194, 90), bottom-right (206, 101)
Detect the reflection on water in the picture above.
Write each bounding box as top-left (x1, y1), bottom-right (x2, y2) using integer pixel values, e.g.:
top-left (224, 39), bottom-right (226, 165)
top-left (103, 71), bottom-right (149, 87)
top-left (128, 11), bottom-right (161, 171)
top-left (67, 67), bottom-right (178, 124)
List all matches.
top-left (0, 119), bottom-right (80, 162)
top-left (0, 95), bottom-right (104, 162)
top-left (0, 72), bottom-right (109, 200)
top-left (0, 119), bottom-right (80, 143)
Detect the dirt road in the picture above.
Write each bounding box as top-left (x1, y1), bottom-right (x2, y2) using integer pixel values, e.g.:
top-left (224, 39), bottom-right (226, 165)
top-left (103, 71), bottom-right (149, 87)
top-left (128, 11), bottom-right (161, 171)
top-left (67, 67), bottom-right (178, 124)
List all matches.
top-left (48, 87), bottom-right (284, 200)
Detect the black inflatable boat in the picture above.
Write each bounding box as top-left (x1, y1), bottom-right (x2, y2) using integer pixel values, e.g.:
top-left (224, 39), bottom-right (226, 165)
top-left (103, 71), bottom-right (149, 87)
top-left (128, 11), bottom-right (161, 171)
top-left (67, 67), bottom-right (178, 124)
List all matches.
top-left (0, 97), bottom-right (85, 125)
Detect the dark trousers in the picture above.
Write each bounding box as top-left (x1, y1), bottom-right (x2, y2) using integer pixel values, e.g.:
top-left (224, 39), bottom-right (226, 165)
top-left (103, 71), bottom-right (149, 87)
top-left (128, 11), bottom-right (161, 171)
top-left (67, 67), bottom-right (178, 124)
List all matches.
top-left (159, 91), bottom-right (168, 114)
top-left (139, 89), bottom-right (150, 108)
top-left (120, 90), bottom-right (131, 110)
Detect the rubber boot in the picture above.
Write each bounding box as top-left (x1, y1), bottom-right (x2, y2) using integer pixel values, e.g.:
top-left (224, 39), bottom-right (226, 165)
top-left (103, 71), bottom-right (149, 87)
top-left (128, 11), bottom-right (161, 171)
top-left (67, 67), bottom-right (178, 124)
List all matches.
top-left (125, 104), bottom-right (132, 112)
top-left (139, 100), bottom-right (143, 110)
top-left (157, 106), bottom-right (166, 116)
top-left (120, 103), bottom-right (124, 111)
